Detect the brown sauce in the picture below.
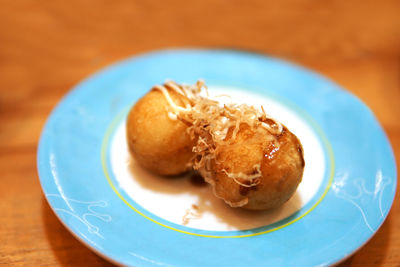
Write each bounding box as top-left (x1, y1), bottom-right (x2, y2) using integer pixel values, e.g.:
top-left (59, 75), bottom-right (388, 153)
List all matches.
top-left (190, 173), bottom-right (207, 186)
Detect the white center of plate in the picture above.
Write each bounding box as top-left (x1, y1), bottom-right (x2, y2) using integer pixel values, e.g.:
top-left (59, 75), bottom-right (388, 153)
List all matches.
top-left (110, 86), bottom-right (326, 231)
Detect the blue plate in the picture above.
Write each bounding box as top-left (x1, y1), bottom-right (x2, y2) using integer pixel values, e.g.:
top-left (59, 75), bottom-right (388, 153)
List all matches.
top-left (38, 49), bottom-right (396, 266)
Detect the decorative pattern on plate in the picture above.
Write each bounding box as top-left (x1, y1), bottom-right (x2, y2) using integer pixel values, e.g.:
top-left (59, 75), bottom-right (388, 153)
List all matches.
top-left (332, 171), bottom-right (392, 233)
top-left (46, 194), bottom-right (112, 238)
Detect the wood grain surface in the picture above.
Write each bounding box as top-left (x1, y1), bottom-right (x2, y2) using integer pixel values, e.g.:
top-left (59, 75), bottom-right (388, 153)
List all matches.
top-left (1, 0), bottom-right (399, 266)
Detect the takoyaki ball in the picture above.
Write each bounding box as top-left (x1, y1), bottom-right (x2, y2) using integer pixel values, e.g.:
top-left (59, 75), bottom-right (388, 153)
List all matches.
top-left (201, 123), bottom-right (304, 210)
top-left (126, 88), bottom-right (195, 175)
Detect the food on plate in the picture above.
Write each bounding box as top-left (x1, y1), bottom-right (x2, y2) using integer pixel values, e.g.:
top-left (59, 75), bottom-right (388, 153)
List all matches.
top-left (197, 122), bottom-right (304, 210)
top-left (126, 82), bottom-right (195, 175)
top-left (126, 80), bottom-right (305, 210)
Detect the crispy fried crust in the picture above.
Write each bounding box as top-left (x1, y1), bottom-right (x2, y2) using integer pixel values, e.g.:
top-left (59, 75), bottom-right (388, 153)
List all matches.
top-left (126, 89), bottom-right (195, 175)
top-left (202, 124), bottom-right (304, 210)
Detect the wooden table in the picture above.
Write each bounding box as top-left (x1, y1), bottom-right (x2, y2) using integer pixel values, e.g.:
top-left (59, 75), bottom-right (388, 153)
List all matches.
top-left (1, 1), bottom-right (399, 266)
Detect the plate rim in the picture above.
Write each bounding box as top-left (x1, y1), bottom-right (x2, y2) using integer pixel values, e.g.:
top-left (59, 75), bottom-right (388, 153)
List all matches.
top-left (37, 48), bottom-right (397, 266)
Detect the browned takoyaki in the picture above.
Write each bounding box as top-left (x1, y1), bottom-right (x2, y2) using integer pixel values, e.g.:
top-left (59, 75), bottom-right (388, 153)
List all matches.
top-left (126, 82), bottom-right (195, 175)
top-left (127, 80), bottom-right (305, 210)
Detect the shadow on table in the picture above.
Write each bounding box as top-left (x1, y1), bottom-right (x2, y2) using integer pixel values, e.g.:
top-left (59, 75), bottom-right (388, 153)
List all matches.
top-left (41, 197), bottom-right (115, 267)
